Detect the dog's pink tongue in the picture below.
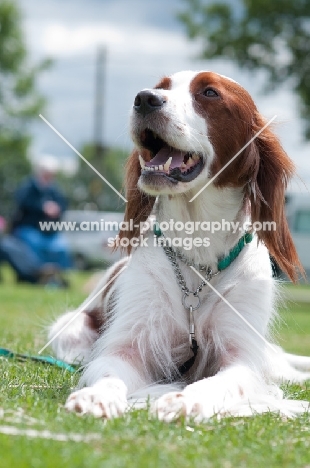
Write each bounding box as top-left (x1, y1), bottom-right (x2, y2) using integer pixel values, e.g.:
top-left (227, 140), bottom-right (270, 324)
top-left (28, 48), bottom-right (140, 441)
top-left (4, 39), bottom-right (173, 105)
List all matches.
top-left (146, 147), bottom-right (184, 169)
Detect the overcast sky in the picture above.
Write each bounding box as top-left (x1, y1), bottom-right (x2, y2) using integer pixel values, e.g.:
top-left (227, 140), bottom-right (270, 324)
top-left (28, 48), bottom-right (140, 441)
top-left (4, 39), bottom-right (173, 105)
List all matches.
top-left (18, 0), bottom-right (310, 191)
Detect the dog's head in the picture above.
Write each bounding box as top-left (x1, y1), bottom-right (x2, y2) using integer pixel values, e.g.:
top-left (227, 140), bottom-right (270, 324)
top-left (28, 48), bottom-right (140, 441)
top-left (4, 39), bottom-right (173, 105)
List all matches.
top-left (120, 71), bottom-right (303, 282)
top-left (130, 71), bottom-right (256, 195)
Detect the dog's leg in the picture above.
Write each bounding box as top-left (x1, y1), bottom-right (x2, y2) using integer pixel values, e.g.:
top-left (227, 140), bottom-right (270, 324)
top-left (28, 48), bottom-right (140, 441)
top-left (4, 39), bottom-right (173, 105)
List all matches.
top-left (265, 345), bottom-right (310, 383)
top-left (284, 352), bottom-right (310, 372)
top-left (153, 360), bottom-right (310, 421)
top-left (152, 364), bottom-right (281, 422)
top-left (48, 309), bottom-right (100, 365)
top-left (65, 355), bottom-right (147, 418)
top-left (48, 258), bottom-right (128, 364)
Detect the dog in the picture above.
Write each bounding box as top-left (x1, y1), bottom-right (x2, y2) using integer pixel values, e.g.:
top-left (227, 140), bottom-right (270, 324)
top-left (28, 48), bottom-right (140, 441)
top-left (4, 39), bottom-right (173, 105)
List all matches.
top-left (49, 71), bottom-right (310, 421)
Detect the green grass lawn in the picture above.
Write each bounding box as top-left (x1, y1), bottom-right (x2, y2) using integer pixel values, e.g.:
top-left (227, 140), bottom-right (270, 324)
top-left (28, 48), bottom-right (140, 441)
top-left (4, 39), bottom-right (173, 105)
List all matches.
top-left (1, 269), bottom-right (310, 468)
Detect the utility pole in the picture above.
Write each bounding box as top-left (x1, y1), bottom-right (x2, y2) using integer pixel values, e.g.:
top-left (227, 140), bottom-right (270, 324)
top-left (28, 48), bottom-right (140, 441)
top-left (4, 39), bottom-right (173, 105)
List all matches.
top-left (94, 46), bottom-right (106, 161)
top-left (91, 46), bottom-right (107, 208)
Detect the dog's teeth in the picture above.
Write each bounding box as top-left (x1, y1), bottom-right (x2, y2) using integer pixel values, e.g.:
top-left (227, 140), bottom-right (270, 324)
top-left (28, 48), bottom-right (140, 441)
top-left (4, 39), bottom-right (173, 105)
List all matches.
top-left (144, 165), bottom-right (164, 172)
top-left (163, 157), bottom-right (172, 172)
top-left (139, 155), bottom-right (145, 169)
top-left (181, 163), bottom-right (187, 170)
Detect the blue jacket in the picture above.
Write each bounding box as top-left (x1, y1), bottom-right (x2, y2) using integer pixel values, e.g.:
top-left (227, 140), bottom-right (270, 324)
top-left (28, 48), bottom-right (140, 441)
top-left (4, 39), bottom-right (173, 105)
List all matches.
top-left (13, 176), bottom-right (67, 233)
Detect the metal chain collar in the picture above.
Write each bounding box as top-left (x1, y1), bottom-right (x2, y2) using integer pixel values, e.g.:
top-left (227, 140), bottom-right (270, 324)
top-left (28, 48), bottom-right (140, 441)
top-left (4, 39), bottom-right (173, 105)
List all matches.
top-left (157, 237), bottom-right (218, 307)
top-left (156, 236), bottom-right (220, 347)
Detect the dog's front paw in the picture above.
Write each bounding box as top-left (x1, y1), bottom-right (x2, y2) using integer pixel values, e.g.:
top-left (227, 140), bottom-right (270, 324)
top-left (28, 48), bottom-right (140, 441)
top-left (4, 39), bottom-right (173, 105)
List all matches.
top-left (65, 378), bottom-right (128, 419)
top-left (152, 391), bottom-right (204, 423)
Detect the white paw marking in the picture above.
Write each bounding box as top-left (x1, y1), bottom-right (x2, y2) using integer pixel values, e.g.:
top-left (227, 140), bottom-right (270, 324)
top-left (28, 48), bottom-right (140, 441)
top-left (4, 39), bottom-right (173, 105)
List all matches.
top-left (152, 385), bottom-right (234, 423)
top-left (65, 378), bottom-right (128, 419)
top-left (152, 391), bottom-right (205, 423)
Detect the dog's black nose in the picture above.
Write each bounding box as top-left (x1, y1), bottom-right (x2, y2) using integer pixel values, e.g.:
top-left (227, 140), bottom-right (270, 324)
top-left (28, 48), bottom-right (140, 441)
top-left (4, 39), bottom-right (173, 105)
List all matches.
top-left (134, 90), bottom-right (165, 117)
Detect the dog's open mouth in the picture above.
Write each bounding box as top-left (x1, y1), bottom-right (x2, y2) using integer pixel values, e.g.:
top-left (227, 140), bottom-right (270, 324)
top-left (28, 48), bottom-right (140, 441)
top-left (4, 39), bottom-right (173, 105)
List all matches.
top-left (138, 129), bottom-right (204, 183)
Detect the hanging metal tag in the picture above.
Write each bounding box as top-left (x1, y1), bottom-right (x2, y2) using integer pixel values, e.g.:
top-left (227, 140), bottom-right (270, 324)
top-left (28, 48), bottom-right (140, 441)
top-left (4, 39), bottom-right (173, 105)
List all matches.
top-left (189, 305), bottom-right (195, 344)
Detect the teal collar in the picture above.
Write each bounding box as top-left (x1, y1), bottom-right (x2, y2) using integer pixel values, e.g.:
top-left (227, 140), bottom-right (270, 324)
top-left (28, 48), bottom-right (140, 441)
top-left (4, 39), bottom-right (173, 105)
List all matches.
top-left (217, 232), bottom-right (253, 271)
top-left (153, 225), bottom-right (253, 273)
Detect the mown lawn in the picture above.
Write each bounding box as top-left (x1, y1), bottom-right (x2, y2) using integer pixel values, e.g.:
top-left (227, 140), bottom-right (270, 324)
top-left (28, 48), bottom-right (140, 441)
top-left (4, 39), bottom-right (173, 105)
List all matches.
top-left (1, 268), bottom-right (310, 468)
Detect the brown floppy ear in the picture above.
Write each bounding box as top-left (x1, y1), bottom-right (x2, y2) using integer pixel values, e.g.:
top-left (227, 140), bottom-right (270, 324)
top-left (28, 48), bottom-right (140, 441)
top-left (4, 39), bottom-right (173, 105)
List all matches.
top-left (248, 114), bottom-right (304, 283)
top-left (117, 149), bottom-right (155, 254)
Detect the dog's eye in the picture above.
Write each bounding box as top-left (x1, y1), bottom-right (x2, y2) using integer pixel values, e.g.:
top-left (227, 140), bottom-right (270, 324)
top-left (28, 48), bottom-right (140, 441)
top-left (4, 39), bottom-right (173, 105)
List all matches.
top-left (203, 88), bottom-right (219, 98)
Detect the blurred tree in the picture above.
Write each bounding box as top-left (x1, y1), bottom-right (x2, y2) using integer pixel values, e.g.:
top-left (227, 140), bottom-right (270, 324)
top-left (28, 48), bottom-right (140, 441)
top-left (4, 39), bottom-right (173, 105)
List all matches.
top-left (0, 1), bottom-right (49, 219)
top-left (61, 144), bottom-right (128, 213)
top-left (179, 0), bottom-right (310, 138)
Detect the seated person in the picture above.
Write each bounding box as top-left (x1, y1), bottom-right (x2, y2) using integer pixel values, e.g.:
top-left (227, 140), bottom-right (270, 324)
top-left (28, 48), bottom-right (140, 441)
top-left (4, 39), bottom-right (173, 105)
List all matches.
top-left (12, 157), bottom-right (72, 272)
top-left (0, 234), bottom-right (63, 285)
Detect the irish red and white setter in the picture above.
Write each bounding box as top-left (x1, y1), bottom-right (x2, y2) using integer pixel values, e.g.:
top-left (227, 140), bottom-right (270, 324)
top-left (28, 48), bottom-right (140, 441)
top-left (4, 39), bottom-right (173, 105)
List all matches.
top-left (49, 71), bottom-right (310, 421)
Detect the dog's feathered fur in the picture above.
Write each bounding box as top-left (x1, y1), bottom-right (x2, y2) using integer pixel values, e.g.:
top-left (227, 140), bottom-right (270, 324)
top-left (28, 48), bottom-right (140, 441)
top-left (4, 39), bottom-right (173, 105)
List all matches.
top-left (49, 71), bottom-right (310, 421)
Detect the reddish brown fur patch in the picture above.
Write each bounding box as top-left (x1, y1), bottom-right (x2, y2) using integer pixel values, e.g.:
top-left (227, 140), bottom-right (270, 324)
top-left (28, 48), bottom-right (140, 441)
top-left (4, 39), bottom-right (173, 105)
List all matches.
top-left (85, 308), bottom-right (104, 331)
top-left (74, 402), bottom-right (83, 413)
top-left (190, 72), bottom-right (258, 187)
top-left (118, 149), bottom-right (156, 254)
top-left (103, 257), bottom-right (129, 298)
top-left (84, 258), bottom-right (129, 332)
top-left (154, 77), bottom-right (171, 90)
top-left (247, 118), bottom-right (303, 283)
top-left (190, 72), bottom-right (303, 282)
